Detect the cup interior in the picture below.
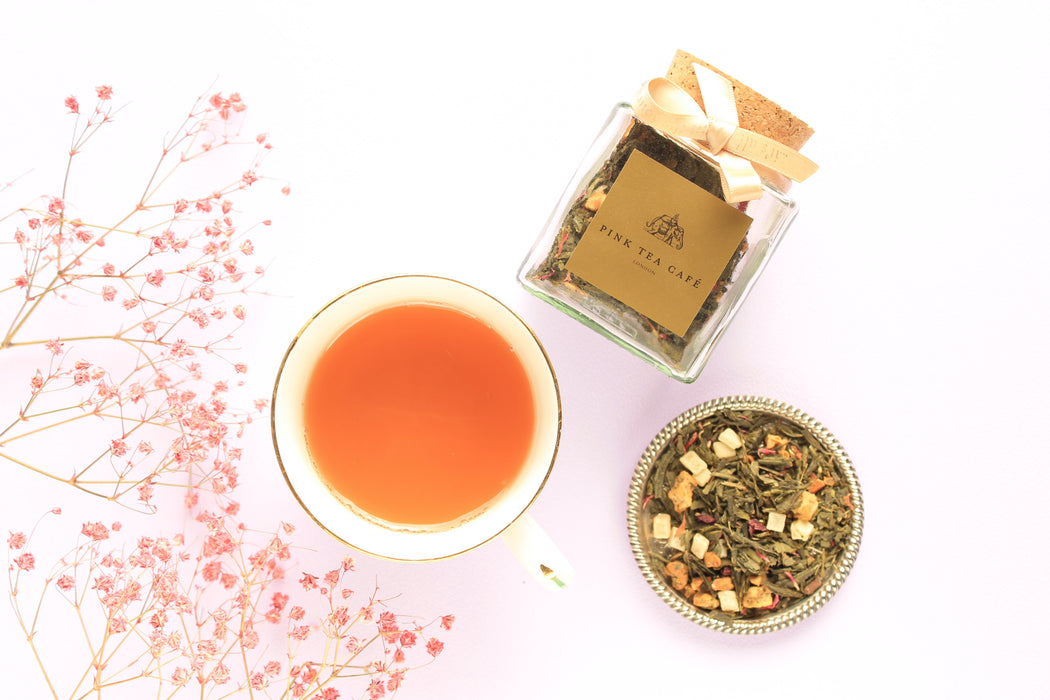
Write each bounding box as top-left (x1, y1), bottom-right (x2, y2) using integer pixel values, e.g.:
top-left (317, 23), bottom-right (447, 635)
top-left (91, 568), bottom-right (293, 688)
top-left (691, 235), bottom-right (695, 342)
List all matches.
top-left (271, 276), bottom-right (561, 561)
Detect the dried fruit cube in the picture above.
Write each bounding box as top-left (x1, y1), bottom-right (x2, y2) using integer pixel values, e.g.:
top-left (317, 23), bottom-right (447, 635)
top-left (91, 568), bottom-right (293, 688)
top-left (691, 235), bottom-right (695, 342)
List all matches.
top-left (679, 450), bottom-right (708, 475)
top-left (665, 561), bottom-right (689, 590)
top-left (717, 590), bottom-right (740, 613)
top-left (765, 511), bottom-right (786, 533)
top-left (711, 576), bottom-right (734, 591)
top-left (793, 491), bottom-right (819, 522)
top-left (742, 585), bottom-right (774, 608)
top-left (668, 471), bottom-right (697, 512)
top-left (790, 519), bottom-right (815, 541)
top-left (765, 434), bottom-right (788, 449)
top-left (583, 186), bottom-right (607, 211)
top-left (652, 513), bottom-right (672, 540)
top-left (690, 533), bottom-right (710, 559)
top-left (717, 428), bottom-right (743, 449)
top-left (712, 441), bottom-right (736, 459)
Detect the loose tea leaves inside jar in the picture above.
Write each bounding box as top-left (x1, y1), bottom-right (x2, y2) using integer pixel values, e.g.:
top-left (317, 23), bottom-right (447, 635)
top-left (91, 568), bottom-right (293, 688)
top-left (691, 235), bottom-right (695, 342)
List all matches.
top-left (518, 51), bottom-right (817, 382)
top-left (640, 408), bottom-right (855, 620)
top-left (531, 119), bottom-right (751, 360)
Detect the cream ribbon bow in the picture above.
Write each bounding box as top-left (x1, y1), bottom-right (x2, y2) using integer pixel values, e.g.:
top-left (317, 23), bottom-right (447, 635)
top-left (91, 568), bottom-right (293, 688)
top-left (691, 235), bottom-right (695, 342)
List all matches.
top-left (631, 63), bottom-right (818, 203)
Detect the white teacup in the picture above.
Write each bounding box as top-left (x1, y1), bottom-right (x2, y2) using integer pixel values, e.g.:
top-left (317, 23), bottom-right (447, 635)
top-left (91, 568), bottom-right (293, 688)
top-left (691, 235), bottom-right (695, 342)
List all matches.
top-left (271, 275), bottom-right (572, 589)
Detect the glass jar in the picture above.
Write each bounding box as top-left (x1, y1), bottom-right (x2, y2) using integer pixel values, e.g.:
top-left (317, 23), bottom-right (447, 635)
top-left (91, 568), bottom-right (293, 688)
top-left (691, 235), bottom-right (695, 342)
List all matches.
top-left (518, 101), bottom-right (801, 383)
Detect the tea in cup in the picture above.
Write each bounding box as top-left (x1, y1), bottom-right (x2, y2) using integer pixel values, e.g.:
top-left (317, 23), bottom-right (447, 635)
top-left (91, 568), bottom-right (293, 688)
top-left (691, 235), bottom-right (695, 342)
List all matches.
top-left (271, 276), bottom-right (571, 588)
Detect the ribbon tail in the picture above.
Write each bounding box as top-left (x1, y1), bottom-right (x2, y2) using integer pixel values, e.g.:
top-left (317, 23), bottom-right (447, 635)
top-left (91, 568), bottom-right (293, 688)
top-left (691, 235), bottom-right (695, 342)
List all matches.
top-left (725, 129), bottom-right (819, 182)
top-left (715, 152), bottom-right (764, 204)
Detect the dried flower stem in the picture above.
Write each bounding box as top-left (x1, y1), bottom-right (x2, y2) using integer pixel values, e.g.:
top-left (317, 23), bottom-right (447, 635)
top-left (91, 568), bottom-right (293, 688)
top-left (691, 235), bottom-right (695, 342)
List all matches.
top-left (8, 510), bottom-right (452, 699)
top-left (1, 87), bottom-right (279, 510)
top-left (4, 86), bottom-right (452, 699)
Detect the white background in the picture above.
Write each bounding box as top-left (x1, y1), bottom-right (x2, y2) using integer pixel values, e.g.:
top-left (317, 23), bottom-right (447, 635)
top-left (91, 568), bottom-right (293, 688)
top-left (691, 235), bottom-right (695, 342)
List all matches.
top-left (2, 0), bottom-right (1048, 698)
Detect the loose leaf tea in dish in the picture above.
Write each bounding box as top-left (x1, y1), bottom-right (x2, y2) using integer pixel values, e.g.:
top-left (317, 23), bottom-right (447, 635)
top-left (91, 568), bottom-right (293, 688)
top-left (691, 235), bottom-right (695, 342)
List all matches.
top-left (639, 407), bottom-right (855, 621)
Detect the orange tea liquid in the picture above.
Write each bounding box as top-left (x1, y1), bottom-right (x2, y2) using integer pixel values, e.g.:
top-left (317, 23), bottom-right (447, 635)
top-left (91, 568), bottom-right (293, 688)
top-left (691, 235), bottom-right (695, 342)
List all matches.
top-left (303, 303), bottom-right (536, 525)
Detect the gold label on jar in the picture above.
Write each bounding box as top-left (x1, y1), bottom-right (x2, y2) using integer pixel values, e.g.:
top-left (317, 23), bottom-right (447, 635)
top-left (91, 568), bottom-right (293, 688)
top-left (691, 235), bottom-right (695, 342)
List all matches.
top-left (566, 150), bottom-right (753, 337)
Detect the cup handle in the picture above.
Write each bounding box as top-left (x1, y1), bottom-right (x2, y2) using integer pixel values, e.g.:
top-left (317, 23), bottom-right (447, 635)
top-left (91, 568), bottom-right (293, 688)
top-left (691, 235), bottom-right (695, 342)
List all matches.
top-left (499, 513), bottom-right (574, 590)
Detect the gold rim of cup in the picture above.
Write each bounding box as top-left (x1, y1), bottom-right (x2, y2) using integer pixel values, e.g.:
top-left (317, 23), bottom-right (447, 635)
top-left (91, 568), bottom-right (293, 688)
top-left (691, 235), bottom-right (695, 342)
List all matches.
top-left (271, 275), bottom-right (562, 562)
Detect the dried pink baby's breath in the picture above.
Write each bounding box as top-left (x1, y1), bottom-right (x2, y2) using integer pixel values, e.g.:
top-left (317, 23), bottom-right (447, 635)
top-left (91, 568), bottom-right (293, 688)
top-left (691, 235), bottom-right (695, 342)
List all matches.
top-left (3, 86), bottom-right (453, 698)
top-left (8, 507), bottom-right (452, 697)
top-left (0, 86), bottom-right (286, 512)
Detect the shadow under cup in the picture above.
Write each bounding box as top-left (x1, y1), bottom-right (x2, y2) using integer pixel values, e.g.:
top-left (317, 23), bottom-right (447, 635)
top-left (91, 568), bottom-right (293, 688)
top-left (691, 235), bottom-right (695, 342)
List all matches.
top-left (271, 276), bottom-right (561, 562)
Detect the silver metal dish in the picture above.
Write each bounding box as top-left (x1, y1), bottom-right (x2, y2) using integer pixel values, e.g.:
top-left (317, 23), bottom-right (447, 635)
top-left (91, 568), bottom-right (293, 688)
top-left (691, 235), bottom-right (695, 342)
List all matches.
top-left (627, 395), bottom-right (863, 634)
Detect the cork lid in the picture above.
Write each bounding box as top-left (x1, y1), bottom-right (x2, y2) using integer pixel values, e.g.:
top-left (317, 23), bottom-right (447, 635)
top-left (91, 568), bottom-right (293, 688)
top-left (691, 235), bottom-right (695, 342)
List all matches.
top-left (665, 50), bottom-right (814, 190)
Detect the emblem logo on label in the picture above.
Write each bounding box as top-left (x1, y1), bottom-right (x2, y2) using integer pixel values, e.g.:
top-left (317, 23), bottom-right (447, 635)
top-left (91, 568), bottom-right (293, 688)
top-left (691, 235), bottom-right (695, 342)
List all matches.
top-left (645, 213), bottom-right (685, 250)
top-left (565, 150), bottom-right (753, 337)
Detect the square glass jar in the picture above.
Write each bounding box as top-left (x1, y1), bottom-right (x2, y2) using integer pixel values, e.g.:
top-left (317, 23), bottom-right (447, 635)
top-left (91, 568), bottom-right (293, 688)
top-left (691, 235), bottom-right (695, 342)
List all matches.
top-left (518, 104), bottom-right (799, 383)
